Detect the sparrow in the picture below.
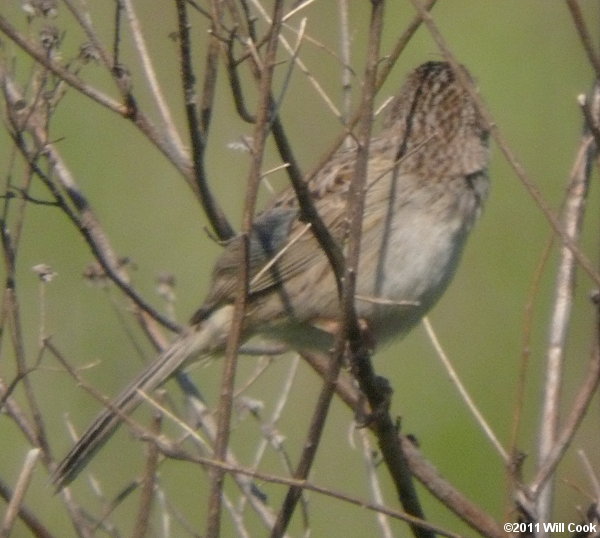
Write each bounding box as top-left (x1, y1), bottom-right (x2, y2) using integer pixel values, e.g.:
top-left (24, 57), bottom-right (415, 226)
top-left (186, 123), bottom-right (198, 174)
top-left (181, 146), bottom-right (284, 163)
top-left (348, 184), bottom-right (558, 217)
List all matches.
top-left (52, 61), bottom-right (489, 489)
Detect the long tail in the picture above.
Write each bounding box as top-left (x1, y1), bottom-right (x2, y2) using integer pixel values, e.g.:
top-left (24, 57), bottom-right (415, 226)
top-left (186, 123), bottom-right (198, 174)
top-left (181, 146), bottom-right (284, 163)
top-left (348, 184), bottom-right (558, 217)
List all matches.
top-left (52, 307), bottom-right (232, 490)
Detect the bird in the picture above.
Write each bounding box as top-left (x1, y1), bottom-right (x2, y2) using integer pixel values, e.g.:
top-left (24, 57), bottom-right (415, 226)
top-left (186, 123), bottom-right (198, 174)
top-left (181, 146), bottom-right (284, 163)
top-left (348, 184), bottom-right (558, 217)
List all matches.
top-left (52, 61), bottom-right (490, 490)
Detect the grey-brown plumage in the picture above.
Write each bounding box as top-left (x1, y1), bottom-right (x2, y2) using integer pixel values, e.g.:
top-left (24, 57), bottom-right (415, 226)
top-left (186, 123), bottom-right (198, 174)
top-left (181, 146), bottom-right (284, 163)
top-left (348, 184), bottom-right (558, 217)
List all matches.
top-left (52, 61), bottom-right (489, 489)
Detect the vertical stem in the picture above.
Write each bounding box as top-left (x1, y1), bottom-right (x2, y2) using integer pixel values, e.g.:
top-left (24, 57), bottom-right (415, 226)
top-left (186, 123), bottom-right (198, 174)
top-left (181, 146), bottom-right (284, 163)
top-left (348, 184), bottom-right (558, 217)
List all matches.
top-left (204, 2), bottom-right (286, 536)
top-left (343, 3), bottom-right (432, 534)
top-left (338, 0), bottom-right (352, 135)
top-left (271, 2), bottom-right (395, 536)
top-left (535, 87), bottom-right (596, 531)
top-left (175, 0), bottom-right (234, 241)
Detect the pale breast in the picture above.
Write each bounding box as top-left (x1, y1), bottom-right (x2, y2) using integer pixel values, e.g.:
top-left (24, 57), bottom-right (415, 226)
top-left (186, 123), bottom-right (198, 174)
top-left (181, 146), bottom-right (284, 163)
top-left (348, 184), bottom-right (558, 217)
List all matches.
top-left (353, 169), bottom-right (489, 342)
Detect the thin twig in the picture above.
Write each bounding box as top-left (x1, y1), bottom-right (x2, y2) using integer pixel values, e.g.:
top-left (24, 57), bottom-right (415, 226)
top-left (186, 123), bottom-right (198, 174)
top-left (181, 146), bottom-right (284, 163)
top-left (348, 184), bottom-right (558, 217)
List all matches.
top-left (0, 476), bottom-right (54, 538)
top-left (205, 2), bottom-right (286, 536)
top-left (534, 86), bottom-right (598, 526)
top-left (342, 2), bottom-right (431, 536)
top-left (297, 0), bottom-right (438, 201)
top-left (527, 343), bottom-right (600, 502)
top-left (239, 355), bottom-right (300, 517)
top-left (225, 31), bottom-right (256, 123)
top-left (201, 0), bottom-right (226, 136)
top-left (152, 439), bottom-right (460, 537)
top-left (131, 407), bottom-right (161, 538)
top-left (359, 429), bottom-right (394, 538)
top-left (0, 448), bottom-right (41, 536)
top-left (175, 0), bottom-right (234, 241)
top-left (422, 317), bottom-right (509, 463)
top-left (577, 449), bottom-right (600, 501)
top-left (121, 0), bottom-right (186, 153)
top-left (3, 240), bottom-right (49, 458)
top-left (401, 439), bottom-right (505, 538)
top-left (301, 350), bottom-right (505, 538)
top-left (248, 0), bottom-right (342, 119)
top-left (227, 2), bottom-right (347, 292)
top-left (338, 0), bottom-right (353, 145)
top-left (270, 2), bottom-right (390, 535)
top-left (2, 107), bottom-right (180, 333)
top-left (62, 0), bottom-right (115, 73)
top-left (270, 354), bottom-right (341, 536)
top-left (270, 17), bottom-right (306, 118)
top-left (0, 15), bottom-right (123, 112)
top-left (0, 14), bottom-right (195, 183)
top-left (566, 0), bottom-right (600, 78)
top-left (508, 234), bottom-right (554, 488)
top-left (138, 386), bottom-right (282, 531)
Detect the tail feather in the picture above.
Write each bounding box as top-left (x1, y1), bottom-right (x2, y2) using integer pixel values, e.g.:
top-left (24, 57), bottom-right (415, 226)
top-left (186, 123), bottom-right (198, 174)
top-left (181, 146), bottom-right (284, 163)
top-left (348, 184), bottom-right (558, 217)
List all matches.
top-left (51, 308), bottom-right (231, 490)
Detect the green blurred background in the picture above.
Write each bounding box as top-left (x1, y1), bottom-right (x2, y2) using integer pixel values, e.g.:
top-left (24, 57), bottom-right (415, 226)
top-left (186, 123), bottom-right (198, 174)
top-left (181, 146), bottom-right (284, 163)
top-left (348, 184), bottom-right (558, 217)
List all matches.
top-left (1, 1), bottom-right (600, 536)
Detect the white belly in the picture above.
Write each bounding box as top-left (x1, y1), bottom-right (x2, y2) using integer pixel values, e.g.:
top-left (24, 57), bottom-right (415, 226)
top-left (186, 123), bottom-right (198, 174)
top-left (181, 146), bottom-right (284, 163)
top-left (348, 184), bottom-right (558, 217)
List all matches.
top-left (354, 171), bottom-right (487, 342)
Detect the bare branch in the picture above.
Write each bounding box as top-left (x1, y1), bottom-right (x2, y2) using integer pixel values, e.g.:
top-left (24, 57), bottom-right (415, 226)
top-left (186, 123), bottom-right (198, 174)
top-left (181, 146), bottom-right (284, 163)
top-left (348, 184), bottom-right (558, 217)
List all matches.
top-left (302, 350), bottom-right (505, 538)
top-left (566, 0), bottom-right (600, 78)
top-left (0, 475), bottom-right (54, 538)
top-left (175, 0), bottom-right (234, 240)
top-left (2, 75), bottom-right (180, 332)
top-left (206, 2), bottom-right (287, 535)
top-left (121, 0), bottom-right (186, 153)
top-left (0, 448), bottom-right (41, 536)
top-left (131, 408), bottom-right (161, 538)
top-left (422, 317), bottom-right (509, 463)
top-left (528, 342), bottom-right (600, 502)
top-left (535, 93), bottom-right (597, 523)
